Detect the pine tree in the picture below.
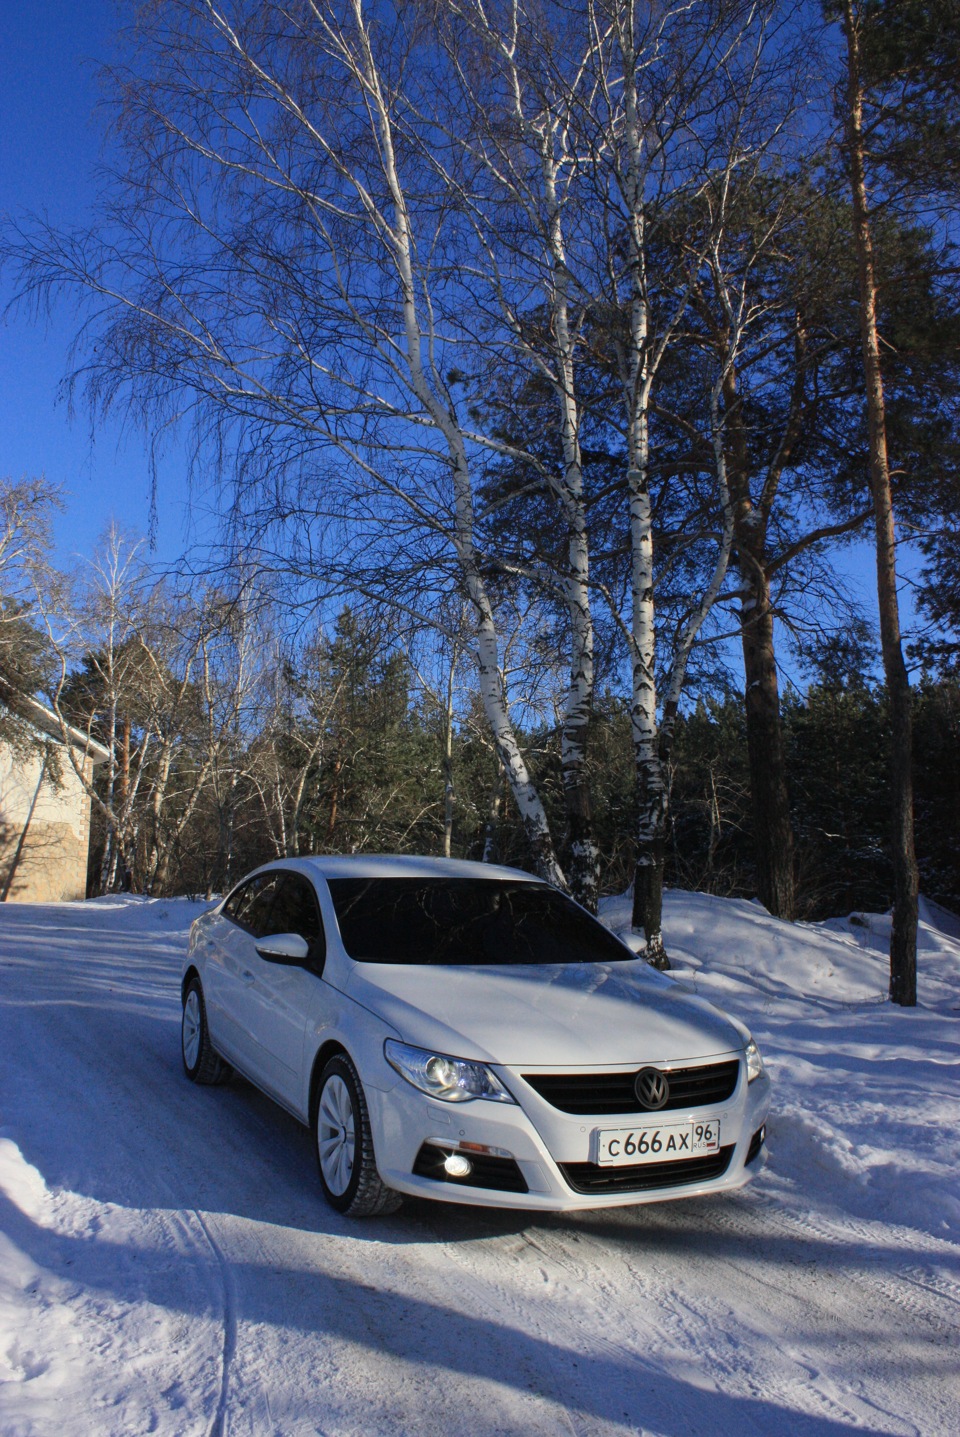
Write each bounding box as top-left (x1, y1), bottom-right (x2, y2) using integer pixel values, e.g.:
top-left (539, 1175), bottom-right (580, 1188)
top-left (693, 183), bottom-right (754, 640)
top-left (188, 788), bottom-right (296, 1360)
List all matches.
top-left (835, 0), bottom-right (927, 1004)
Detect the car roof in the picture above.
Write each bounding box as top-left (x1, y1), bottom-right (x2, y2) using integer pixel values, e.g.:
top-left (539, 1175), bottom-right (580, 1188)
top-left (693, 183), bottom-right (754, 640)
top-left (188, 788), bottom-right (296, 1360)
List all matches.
top-left (262, 854), bottom-right (542, 883)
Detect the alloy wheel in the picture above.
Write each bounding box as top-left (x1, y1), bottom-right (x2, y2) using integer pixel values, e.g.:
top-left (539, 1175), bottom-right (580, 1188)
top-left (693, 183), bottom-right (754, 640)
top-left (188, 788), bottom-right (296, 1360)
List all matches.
top-left (318, 1073), bottom-right (356, 1196)
top-left (182, 988), bottom-right (202, 1070)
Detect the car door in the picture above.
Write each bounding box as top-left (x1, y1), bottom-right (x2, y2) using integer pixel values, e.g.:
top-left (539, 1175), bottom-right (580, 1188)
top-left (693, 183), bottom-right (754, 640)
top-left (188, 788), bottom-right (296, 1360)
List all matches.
top-left (198, 867), bottom-right (268, 1063)
top-left (205, 873), bottom-right (285, 1074)
top-left (238, 872), bottom-right (328, 1116)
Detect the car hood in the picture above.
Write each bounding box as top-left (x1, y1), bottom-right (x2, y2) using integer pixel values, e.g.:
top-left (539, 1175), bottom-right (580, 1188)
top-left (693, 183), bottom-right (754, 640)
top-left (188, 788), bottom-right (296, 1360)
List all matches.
top-left (343, 960), bottom-right (744, 1066)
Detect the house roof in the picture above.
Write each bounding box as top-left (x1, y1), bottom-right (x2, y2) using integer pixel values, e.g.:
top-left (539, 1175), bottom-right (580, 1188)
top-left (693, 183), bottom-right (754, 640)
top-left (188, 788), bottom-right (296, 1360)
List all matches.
top-left (9, 695), bottom-right (112, 766)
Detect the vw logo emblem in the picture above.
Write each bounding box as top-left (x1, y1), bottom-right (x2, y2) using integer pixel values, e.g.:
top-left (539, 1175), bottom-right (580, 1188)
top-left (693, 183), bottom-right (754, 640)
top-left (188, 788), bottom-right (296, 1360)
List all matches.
top-left (634, 1067), bottom-right (670, 1110)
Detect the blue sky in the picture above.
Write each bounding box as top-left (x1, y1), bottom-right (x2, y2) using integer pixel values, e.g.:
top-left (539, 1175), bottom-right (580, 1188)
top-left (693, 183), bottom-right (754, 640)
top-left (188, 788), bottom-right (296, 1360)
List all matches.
top-left (0, 2), bottom-right (918, 676)
top-left (0, 1), bottom-right (192, 568)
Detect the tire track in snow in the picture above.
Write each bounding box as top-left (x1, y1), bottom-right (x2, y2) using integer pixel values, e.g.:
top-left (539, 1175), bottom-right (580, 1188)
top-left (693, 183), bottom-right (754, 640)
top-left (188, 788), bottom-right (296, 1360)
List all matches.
top-left (417, 1214), bottom-right (706, 1436)
top-left (145, 1162), bottom-right (247, 1437)
top-left (193, 1210), bottom-right (237, 1437)
top-left (418, 1236), bottom-right (613, 1437)
top-left (897, 1265), bottom-right (960, 1318)
top-left (421, 1191), bottom-right (952, 1436)
top-left (581, 1193), bottom-right (953, 1434)
top-left (695, 1186), bottom-right (960, 1344)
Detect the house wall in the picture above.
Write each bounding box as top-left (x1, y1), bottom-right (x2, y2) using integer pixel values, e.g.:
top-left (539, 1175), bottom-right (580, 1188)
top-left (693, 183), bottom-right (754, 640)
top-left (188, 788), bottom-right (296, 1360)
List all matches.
top-left (0, 742), bottom-right (94, 903)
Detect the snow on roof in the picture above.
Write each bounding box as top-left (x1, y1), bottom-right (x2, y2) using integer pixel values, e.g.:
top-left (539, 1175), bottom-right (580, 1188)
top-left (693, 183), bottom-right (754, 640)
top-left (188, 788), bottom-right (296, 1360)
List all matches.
top-left (7, 694), bottom-right (112, 765)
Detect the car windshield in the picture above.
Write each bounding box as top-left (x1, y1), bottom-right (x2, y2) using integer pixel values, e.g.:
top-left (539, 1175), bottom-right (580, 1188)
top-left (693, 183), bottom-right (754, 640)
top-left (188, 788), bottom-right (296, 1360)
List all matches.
top-left (326, 877), bottom-right (633, 966)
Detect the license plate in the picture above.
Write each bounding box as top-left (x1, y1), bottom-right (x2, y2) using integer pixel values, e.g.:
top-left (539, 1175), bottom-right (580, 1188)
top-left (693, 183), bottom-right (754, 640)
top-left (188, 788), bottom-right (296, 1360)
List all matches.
top-left (594, 1119), bottom-right (721, 1166)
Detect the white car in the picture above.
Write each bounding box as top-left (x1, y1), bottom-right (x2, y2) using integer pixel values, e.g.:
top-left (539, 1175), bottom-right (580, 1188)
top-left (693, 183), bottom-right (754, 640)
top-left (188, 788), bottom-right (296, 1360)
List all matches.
top-left (181, 855), bottom-right (770, 1216)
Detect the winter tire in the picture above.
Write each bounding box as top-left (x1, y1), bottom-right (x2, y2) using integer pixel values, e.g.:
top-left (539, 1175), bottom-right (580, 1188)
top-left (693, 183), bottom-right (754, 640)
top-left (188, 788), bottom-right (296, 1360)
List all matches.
top-left (182, 978), bottom-right (230, 1084)
top-left (315, 1053), bottom-right (401, 1217)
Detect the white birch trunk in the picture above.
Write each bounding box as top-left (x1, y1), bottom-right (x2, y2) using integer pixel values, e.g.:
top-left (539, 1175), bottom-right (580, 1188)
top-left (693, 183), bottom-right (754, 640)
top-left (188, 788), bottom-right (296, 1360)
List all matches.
top-left (449, 7), bottom-right (599, 901)
top-left (353, 0), bottom-right (565, 888)
top-left (539, 130), bottom-right (600, 909)
top-left (618, 9), bottom-right (669, 963)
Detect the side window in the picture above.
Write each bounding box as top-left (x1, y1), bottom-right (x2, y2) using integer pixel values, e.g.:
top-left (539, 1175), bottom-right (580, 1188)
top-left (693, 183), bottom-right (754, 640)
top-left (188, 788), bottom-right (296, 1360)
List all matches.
top-left (244, 875), bottom-right (285, 940)
top-left (268, 874), bottom-right (326, 971)
top-left (224, 873), bottom-right (281, 936)
top-left (223, 876), bottom-right (265, 927)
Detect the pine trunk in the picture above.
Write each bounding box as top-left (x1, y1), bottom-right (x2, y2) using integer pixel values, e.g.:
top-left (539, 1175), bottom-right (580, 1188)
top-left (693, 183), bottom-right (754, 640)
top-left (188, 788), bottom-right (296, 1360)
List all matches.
top-left (722, 367), bottom-right (796, 919)
top-left (843, 0), bottom-right (918, 1005)
top-left (740, 572), bottom-right (796, 918)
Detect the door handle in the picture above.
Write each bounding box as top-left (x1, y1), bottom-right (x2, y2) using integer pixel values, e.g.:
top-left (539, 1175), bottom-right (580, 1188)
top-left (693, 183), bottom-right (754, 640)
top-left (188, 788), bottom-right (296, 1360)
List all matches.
top-left (241, 970), bottom-right (255, 984)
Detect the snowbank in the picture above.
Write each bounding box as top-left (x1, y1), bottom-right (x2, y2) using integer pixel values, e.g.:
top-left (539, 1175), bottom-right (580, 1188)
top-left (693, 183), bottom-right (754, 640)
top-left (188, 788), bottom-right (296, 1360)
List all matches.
top-left (603, 889), bottom-right (960, 1242)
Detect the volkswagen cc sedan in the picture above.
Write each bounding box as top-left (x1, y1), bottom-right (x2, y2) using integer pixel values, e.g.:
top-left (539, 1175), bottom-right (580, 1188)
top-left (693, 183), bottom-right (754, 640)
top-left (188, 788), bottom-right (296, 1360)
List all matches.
top-left (181, 856), bottom-right (770, 1216)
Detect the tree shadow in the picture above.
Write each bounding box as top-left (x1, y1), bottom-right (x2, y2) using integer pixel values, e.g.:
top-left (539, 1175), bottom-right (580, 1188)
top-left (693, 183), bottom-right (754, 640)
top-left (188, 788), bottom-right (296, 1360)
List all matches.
top-left (0, 1187), bottom-right (928, 1437)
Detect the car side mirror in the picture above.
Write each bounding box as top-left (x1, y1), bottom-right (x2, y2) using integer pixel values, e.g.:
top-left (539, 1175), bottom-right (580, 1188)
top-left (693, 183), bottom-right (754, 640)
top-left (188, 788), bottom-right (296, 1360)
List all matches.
top-left (256, 932), bottom-right (311, 965)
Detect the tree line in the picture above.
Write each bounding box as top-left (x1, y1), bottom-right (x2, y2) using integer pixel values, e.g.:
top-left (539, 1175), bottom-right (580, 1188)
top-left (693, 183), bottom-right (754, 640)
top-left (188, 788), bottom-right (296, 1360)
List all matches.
top-left (2, 506), bottom-right (957, 922)
top-left (3, 1), bottom-right (960, 1004)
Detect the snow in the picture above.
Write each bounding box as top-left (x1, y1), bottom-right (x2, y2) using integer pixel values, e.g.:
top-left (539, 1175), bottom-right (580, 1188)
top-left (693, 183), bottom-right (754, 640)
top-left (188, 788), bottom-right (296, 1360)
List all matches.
top-left (1, 891), bottom-right (958, 1436)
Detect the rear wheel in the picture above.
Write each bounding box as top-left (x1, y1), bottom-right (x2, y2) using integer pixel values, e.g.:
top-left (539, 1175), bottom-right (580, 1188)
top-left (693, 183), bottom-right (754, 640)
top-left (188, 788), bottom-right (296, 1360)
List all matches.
top-left (181, 979), bottom-right (230, 1084)
top-left (315, 1053), bottom-right (401, 1217)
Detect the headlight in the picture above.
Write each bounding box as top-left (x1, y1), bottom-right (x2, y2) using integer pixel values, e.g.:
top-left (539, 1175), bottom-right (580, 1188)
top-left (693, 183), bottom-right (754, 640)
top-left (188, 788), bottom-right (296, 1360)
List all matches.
top-left (384, 1040), bottom-right (515, 1104)
top-left (744, 1037), bottom-right (765, 1083)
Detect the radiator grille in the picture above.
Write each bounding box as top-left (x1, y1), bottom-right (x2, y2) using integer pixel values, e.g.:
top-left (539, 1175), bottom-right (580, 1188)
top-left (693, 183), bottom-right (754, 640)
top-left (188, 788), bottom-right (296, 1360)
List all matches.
top-left (560, 1145), bottom-right (734, 1195)
top-left (522, 1059), bottom-right (740, 1115)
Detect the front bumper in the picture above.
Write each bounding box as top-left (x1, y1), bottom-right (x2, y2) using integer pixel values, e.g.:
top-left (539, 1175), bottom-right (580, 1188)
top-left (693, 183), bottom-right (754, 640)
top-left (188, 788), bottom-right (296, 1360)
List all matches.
top-left (368, 1056), bottom-right (771, 1211)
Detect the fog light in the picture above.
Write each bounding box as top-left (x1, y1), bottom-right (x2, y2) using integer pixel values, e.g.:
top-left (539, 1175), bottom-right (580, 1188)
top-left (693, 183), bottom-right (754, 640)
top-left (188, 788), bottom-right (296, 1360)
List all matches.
top-left (443, 1153), bottom-right (473, 1178)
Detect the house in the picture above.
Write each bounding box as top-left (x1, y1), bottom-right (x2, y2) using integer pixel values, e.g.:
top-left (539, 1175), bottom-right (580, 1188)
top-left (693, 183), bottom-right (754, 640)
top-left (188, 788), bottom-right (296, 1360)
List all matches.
top-left (0, 697), bottom-right (111, 903)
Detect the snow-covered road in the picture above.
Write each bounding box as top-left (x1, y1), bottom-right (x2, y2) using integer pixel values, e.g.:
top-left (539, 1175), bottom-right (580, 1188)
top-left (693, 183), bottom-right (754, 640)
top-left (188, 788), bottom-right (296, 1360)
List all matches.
top-left (1, 894), bottom-right (958, 1436)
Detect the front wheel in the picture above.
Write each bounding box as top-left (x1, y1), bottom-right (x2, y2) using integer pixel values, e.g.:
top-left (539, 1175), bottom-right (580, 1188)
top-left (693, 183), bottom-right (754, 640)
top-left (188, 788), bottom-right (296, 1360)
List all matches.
top-left (181, 979), bottom-right (230, 1084)
top-left (315, 1053), bottom-right (401, 1217)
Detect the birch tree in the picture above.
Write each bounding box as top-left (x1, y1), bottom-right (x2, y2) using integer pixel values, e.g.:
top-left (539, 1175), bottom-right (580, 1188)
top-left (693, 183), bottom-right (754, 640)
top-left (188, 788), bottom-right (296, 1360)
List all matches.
top-left (427, 1), bottom-right (605, 905)
top-left (38, 528), bottom-right (155, 891)
top-left (576, 0), bottom-right (802, 959)
top-left (10, 0), bottom-right (808, 935)
top-left (425, 0), bottom-right (802, 941)
top-left (10, 0), bottom-right (569, 888)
